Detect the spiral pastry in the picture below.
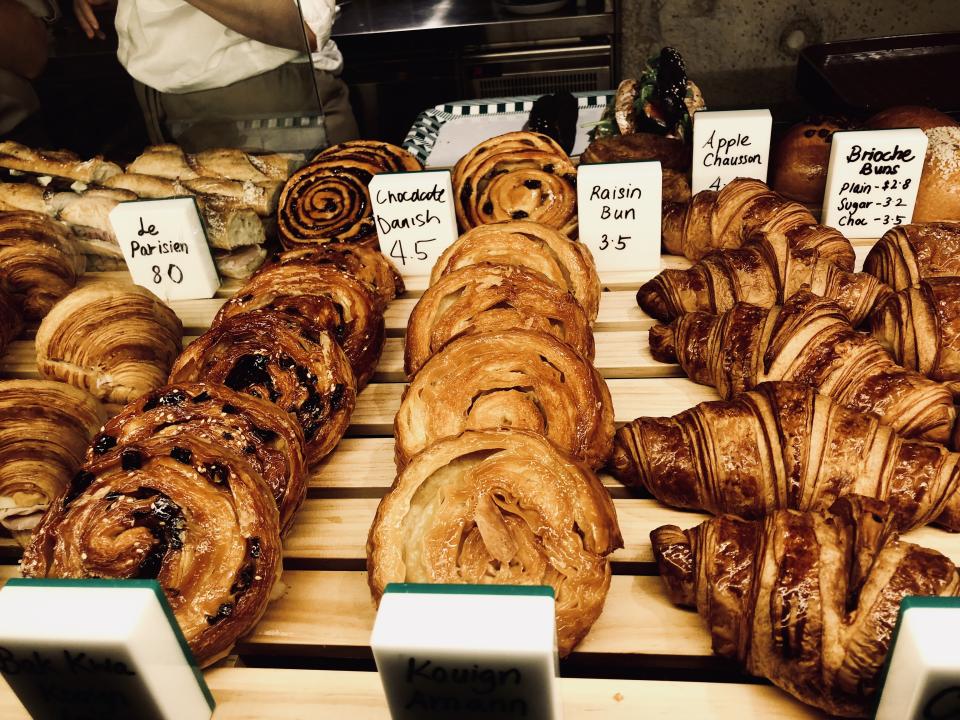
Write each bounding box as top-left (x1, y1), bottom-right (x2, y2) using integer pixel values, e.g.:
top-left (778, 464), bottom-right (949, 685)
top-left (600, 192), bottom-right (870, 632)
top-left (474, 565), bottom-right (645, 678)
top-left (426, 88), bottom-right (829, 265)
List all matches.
top-left (277, 156), bottom-right (382, 248)
top-left (314, 139), bottom-right (422, 173)
top-left (0, 210), bottom-right (84, 319)
top-left (0, 286), bottom-right (22, 357)
top-left (431, 221), bottom-right (600, 321)
top-left (395, 329), bottom-right (614, 469)
top-left (90, 383), bottom-right (307, 536)
top-left (367, 429), bottom-right (623, 657)
top-left (21, 433), bottom-right (282, 667)
top-left (0, 379), bottom-right (105, 543)
top-left (406, 263), bottom-right (594, 377)
top-left (35, 283), bottom-right (183, 404)
top-left (266, 243), bottom-right (404, 305)
top-left (214, 262), bottom-right (385, 389)
top-left (169, 310), bottom-right (356, 465)
top-left (452, 132), bottom-right (578, 234)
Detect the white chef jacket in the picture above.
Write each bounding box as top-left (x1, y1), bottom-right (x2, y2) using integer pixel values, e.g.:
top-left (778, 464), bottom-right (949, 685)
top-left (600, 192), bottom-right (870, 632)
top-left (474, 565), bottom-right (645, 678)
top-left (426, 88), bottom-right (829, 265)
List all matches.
top-left (116, 0), bottom-right (344, 94)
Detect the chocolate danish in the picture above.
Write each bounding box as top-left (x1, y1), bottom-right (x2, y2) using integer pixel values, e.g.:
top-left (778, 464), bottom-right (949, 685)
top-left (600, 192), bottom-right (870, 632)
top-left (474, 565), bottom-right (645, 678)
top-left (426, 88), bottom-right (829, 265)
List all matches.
top-left (313, 139), bottom-right (422, 173)
top-left (266, 244), bottom-right (404, 305)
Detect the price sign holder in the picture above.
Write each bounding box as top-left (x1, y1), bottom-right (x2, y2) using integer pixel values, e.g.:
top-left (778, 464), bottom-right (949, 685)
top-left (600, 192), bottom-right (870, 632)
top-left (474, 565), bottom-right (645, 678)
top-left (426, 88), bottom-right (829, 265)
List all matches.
top-left (576, 160), bottom-right (662, 272)
top-left (822, 128), bottom-right (928, 238)
top-left (0, 578), bottom-right (214, 720)
top-left (109, 197), bottom-right (220, 301)
top-left (691, 109), bottom-right (773, 193)
top-left (370, 170), bottom-right (459, 280)
top-left (371, 583), bottom-right (561, 720)
top-left (875, 596), bottom-right (960, 719)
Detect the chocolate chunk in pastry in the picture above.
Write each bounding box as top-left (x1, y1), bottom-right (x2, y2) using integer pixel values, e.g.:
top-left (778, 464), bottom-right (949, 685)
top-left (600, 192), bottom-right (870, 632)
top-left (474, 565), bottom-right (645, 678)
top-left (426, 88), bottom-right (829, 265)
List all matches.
top-left (394, 329), bottom-right (614, 470)
top-left (863, 222), bottom-right (960, 290)
top-left (21, 433), bottom-right (282, 667)
top-left (405, 263), bottom-right (594, 377)
top-left (367, 428), bottom-right (623, 657)
top-left (169, 310), bottom-right (356, 465)
top-left (771, 117), bottom-right (848, 204)
top-left (91, 383), bottom-right (307, 536)
top-left (0, 286), bottom-right (22, 356)
top-left (313, 140), bottom-right (422, 173)
top-left (35, 283), bottom-right (183, 404)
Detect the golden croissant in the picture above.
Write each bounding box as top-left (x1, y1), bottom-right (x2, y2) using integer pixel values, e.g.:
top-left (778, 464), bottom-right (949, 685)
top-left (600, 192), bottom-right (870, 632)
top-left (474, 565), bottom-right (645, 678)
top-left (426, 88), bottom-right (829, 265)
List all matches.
top-left (863, 221), bottom-right (960, 290)
top-left (651, 496), bottom-right (960, 717)
top-left (611, 381), bottom-right (960, 531)
top-left (649, 290), bottom-right (956, 444)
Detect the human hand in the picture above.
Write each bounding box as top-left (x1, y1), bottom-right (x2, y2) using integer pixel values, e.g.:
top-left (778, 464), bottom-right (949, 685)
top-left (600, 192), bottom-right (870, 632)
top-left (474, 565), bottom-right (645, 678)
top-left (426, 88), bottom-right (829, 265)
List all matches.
top-left (74, 0), bottom-right (113, 40)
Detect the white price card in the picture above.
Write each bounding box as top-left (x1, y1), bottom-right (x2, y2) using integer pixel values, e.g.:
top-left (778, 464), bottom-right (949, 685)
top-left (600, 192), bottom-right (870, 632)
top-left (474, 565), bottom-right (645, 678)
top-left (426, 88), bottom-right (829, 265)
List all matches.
top-left (370, 170), bottom-right (459, 280)
top-left (371, 584), bottom-right (561, 720)
top-left (692, 109), bottom-right (773, 193)
top-left (822, 128), bottom-right (928, 238)
top-left (576, 161), bottom-right (662, 272)
top-left (109, 197), bottom-right (220, 301)
top-left (0, 578), bottom-right (214, 720)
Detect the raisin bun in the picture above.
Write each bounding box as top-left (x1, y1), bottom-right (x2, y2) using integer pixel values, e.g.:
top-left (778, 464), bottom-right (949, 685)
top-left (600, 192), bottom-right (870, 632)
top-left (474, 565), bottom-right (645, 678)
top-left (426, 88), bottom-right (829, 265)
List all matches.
top-left (771, 117), bottom-right (848, 205)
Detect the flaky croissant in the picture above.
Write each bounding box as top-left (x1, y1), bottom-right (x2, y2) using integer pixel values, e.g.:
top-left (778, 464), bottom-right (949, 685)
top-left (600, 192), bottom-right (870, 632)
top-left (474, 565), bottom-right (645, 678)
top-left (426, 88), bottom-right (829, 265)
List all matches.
top-left (863, 222), bottom-right (960, 290)
top-left (611, 381), bottom-right (960, 531)
top-left (405, 263), bottom-right (594, 377)
top-left (651, 496), bottom-right (960, 718)
top-left (395, 329), bottom-right (614, 469)
top-left (661, 178), bottom-right (822, 261)
top-left (0, 286), bottom-right (22, 357)
top-left (638, 228), bottom-right (889, 326)
top-left (35, 283), bottom-right (183, 404)
top-left (367, 429), bottom-right (623, 657)
top-left (649, 290), bottom-right (956, 444)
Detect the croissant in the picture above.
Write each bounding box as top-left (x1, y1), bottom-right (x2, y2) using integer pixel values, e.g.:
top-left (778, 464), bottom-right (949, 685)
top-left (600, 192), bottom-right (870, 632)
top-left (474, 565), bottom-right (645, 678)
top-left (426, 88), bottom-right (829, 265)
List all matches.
top-left (0, 210), bottom-right (84, 319)
top-left (0, 380), bottom-right (106, 543)
top-left (661, 178), bottom-right (820, 261)
top-left (651, 496), bottom-right (960, 717)
top-left (0, 287), bottom-right (22, 356)
top-left (91, 383), bottom-right (307, 536)
top-left (431, 221), bottom-right (600, 321)
top-left (637, 228), bottom-right (890, 326)
top-left (611, 381), bottom-right (960, 532)
top-left (367, 429), bottom-right (623, 657)
top-left (395, 329), bottom-right (614, 469)
top-left (0, 140), bottom-right (122, 183)
top-left (266, 244), bottom-right (404, 305)
top-left (405, 263), bottom-right (594, 377)
top-left (313, 139), bottom-right (422, 173)
top-left (21, 432), bottom-right (282, 667)
top-left (169, 310), bottom-right (356, 465)
top-left (452, 131), bottom-right (577, 234)
top-left (36, 283), bottom-right (183, 404)
top-left (649, 290), bottom-right (956, 444)
top-left (863, 222), bottom-right (960, 290)
top-left (214, 262), bottom-right (385, 389)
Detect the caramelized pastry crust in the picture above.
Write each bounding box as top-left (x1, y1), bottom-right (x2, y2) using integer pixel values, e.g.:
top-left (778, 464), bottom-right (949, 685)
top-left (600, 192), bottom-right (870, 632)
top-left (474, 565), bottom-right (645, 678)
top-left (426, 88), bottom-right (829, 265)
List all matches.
top-left (266, 244), bottom-right (404, 305)
top-left (367, 429), bottom-right (623, 657)
top-left (863, 222), bottom-right (960, 290)
top-left (313, 139), bottom-right (422, 173)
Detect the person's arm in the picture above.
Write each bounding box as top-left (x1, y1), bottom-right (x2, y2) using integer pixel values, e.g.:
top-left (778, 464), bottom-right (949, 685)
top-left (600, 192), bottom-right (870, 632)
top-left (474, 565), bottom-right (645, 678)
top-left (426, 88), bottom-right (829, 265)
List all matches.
top-left (182, 0), bottom-right (317, 51)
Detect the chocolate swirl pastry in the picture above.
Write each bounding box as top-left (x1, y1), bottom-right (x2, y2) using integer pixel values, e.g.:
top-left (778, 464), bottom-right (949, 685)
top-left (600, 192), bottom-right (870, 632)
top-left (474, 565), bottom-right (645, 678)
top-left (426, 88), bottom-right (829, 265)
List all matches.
top-left (651, 496), bottom-right (960, 718)
top-left (214, 262), bottom-right (385, 390)
top-left (405, 263), bottom-right (594, 377)
top-left (36, 283), bottom-right (183, 404)
top-left (169, 310), bottom-right (356, 465)
top-left (452, 131), bottom-right (577, 234)
top-left (266, 244), bottom-right (404, 305)
top-left (0, 286), bottom-right (22, 357)
top-left (367, 429), bottom-right (623, 657)
top-left (22, 433), bottom-right (282, 667)
top-left (431, 221), bottom-right (600, 322)
top-left (91, 383), bottom-right (307, 536)
top-left (314, 139), bottom-right (422, 173)
top-left (862, 222), bottom-right (960, 291)
top-left (0, 379), bottom-right (106, 543)
top-left (394, 329), bottom-right (614, 469)
top-left (0, 210), bottom-right (84, 319)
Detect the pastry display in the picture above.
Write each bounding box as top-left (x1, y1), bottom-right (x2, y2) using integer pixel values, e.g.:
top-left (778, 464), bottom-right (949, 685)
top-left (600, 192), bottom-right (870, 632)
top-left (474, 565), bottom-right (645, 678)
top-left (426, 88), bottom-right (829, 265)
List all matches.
top-left (862, 221), bottom-right (960, 290)
top-left (91, 383), bottom-right (307, 536)
top-left (771, 116), bottom-right (848, 204)
top-left (636, 227), bottom-right (889, 325)
top-left (169, 310), bottom-right (356, 465)
top-left (611, 381), bottom-right (960, 532)
top-left (431, 221), bottom-right (600, 321)
top-left (394, 329), bottom-right (614, 469)
top-left (265, 244), bottom-right (404, 305)
top-left (367, 429), bottom-right (623, 657)
top-left (451, 131), bottom-right (578, 234)
top-left (127, 144), bottom-right (301, 183)
top-left (661, 178), bottom-right (818, 261)
top-left (0, 140), bottom-right (122, 183)
top-left (0, 287), bottom-right (21, 356)
top-left (651, 496), bottom-right (960, 718)
top-left (313, 139), bottom-right (423, 173)
top-left (649, 290), bottom-right (956, 443)
top-left (35, 283), bottom-right (183, 404)
top-left (0, 379), bottom-right (105, 543)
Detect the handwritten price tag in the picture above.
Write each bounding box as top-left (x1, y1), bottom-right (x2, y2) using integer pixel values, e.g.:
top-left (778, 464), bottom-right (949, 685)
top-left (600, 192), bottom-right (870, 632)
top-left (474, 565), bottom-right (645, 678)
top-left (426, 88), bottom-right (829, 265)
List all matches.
top-left (692, 109), bottom-right (773, 193)
top-left (576, 161), bottom-right (662, 272)
top-left (370, 171), bottom-right (459, 280)
top-left (108, 198), bottom-right (219, 301)
top-left (822, 128), bottom-right (927, 238)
